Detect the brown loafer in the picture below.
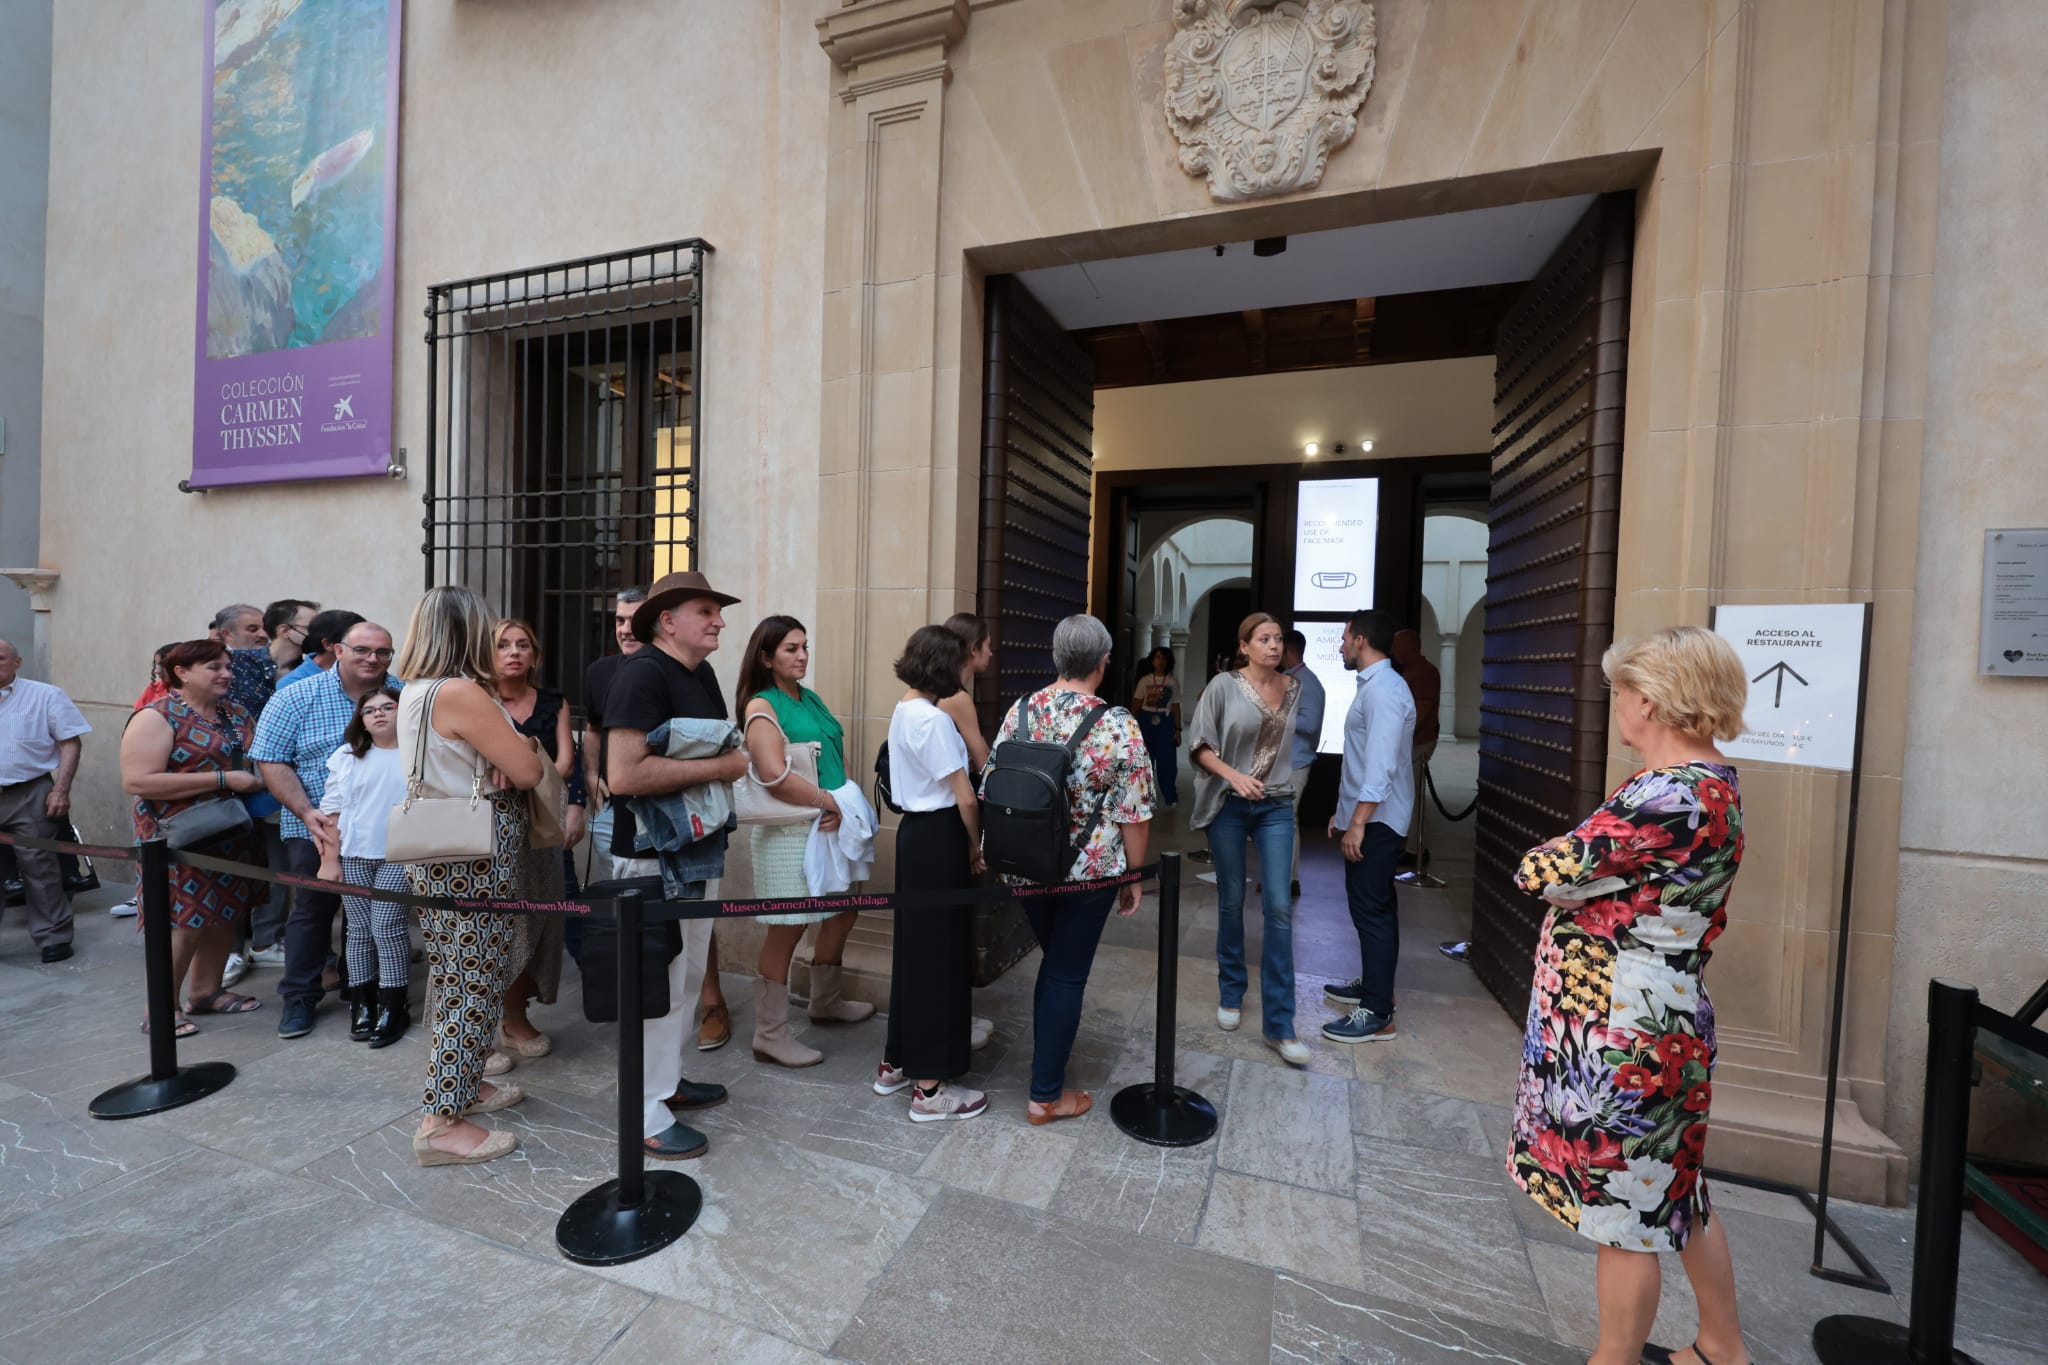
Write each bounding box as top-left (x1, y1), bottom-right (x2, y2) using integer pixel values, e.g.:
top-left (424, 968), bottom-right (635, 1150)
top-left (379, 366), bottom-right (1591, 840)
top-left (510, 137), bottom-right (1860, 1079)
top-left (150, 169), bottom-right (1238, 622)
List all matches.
top-left (697, 1001), bottom-right (732, 1052)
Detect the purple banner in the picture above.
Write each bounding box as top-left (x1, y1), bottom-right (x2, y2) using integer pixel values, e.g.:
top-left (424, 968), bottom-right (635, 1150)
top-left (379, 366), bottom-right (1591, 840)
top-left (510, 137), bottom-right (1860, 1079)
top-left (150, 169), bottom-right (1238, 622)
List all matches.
top-left (192, 0), bottom-right (402, 489)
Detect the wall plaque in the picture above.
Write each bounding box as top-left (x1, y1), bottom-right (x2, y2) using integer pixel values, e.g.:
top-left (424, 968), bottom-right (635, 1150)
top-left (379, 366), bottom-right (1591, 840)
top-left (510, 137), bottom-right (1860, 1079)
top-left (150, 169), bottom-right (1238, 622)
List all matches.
top-left (1980, 528), bottom-right (2048, 676)
top-left (1164, 0), bottom-right (1376, 203)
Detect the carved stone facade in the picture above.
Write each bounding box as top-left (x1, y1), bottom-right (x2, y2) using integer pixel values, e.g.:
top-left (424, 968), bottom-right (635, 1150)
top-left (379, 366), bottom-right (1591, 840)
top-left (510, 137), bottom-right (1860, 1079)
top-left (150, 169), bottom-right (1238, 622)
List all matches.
top-left (1164, 0), bottom-right (1376, 202)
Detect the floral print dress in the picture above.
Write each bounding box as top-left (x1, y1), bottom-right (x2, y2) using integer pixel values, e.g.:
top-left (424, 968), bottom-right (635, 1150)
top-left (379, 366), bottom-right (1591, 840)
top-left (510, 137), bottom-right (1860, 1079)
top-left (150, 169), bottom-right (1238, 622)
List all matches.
top-left (1506, 762), bottom-right (1743, 1252)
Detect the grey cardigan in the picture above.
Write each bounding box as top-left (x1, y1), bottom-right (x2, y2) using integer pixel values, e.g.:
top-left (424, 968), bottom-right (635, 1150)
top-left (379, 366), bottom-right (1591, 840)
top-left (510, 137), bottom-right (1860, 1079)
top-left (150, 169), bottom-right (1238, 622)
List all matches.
top-left (1184, 669), bottom-right (1302, 831)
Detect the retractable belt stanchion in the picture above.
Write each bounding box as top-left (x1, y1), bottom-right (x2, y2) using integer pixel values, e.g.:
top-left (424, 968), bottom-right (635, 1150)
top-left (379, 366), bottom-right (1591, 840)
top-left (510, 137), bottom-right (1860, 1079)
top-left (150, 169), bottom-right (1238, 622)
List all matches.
top-left (1812, 978), bottom-right (1983, 1365)
top-left (556, 885), bottom-right (702, 1265)
top-left (90, 836), bottom-right (236, 1119)
top-left (1111, 851), bottom-right (1219, 1147)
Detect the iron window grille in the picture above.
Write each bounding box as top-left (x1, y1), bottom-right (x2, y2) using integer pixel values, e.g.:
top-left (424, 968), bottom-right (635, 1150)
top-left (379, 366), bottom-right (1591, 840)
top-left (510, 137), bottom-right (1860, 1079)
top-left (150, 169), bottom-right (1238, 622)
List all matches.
top-left (423, 240), bottom-right (709, 705)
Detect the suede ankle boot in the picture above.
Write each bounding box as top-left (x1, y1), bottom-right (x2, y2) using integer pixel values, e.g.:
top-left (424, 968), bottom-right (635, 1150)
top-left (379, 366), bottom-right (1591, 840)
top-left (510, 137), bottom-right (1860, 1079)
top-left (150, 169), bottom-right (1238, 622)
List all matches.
top-left (366, 985), bottom-right (412, 1049)
top-left (806, 962), bottom-right (876, 1024)
top-left (751, 978), bottom-right (822, 1068)
top-left (347, 982), bottom-right (378, 1041)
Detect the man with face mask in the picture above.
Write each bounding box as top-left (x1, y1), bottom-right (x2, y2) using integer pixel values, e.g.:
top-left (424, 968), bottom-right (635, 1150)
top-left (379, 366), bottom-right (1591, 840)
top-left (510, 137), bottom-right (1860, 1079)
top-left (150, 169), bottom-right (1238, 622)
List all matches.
top-left (0, 639), bottom-right (91, 963)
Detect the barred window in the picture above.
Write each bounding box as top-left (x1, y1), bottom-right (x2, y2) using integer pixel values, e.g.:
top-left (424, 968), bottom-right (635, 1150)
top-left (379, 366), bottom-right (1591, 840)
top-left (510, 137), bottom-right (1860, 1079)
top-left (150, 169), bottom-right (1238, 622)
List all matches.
top-left (423, 241), bottom-right (708, 706)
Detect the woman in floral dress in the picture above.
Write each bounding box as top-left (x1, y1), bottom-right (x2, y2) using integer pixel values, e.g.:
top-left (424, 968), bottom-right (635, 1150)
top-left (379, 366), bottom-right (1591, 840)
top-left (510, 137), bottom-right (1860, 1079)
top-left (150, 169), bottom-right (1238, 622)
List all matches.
top-left (1507, 626), bottom-right (1756, 1365)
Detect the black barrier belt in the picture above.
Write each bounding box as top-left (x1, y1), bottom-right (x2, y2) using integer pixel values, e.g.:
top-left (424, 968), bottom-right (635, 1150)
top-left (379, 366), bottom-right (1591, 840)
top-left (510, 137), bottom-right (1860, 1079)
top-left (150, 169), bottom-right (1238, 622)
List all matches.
top-left (0, 827), bottom-right (1156, 921)
top-left (0, 829), bottom-right (141, 863)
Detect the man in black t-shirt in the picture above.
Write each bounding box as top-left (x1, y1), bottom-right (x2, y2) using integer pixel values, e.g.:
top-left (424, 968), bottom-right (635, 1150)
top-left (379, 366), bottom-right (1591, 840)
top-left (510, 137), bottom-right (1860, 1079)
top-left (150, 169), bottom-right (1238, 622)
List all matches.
top-left (606, 571), bottom-right (750, 1162)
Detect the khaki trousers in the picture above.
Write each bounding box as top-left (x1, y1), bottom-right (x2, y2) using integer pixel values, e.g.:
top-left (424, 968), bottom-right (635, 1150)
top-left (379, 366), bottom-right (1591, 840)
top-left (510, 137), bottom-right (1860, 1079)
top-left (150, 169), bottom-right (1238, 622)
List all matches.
top-left (0, 775), bottom-right (72, 948)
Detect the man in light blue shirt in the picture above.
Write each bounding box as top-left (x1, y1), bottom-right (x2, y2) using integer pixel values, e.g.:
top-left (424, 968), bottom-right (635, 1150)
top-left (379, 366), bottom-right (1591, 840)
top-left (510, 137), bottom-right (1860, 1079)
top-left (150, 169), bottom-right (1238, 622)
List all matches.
top-left (1281, 630), bottom-right (1325, 899)
top-left (1322, 609), bottom-right (1414, 1044)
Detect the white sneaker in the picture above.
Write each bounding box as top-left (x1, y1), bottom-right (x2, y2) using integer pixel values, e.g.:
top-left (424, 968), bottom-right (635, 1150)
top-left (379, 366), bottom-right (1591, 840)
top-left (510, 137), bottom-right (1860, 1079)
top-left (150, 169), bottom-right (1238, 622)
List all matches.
top-left (220, 953), bottom-right (249, 988)
top-left (1268, 1036), bottom-right (1311, 1067)
top-left (1216, 1006), bottom-right (1241, 1031)
top-left (908, 1082), bottom-right (988, 1123)
top-left (873, 1061), bottom-right (910, 1095)
top-left (109, 897), bottom-right (139, 919)
top-left (970, 1015), bottom-right (994, 1050)
top-left (246, 944), bottom-right (286, 967)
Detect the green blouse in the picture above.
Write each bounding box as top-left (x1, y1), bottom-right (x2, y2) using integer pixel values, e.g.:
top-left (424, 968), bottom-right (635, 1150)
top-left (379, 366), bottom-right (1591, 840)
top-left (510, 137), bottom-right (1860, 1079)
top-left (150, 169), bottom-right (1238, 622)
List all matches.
top-left (753, 685), bottom-right (848, 790)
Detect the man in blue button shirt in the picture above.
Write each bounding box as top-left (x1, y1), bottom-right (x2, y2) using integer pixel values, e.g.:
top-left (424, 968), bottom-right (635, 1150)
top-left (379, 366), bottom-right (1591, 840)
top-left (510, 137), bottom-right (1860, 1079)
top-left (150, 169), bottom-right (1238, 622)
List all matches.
top-left (252, 619), bottom-right (397, 1039)
top-left (1322, 609), bottom-right (1414, 1044)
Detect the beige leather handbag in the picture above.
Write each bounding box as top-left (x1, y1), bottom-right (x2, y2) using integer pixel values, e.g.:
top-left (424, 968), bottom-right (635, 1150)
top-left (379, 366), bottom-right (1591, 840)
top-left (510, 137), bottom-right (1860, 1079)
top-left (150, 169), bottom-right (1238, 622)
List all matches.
top-left (526, 736), bottom-right (569, 849)
top-left (385, 681), bottom-right (497, 864)
top-left (734, 710), bottom-right (822, 826)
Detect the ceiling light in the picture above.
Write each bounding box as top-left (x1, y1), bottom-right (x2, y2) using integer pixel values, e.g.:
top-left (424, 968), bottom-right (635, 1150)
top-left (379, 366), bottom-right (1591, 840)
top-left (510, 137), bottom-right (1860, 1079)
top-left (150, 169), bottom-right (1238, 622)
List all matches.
top-left (1303, 441), bottom-right (1319, 457)
top-left (1360, 439), bottom-right (1374, 453)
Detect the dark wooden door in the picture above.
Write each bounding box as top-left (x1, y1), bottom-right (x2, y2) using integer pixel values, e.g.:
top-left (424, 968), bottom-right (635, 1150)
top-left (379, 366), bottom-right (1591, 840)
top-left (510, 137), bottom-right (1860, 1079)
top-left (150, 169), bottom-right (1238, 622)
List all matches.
top-left (1468, 194), bottom-right (1633, 1017)
top-left (977, 276), bottom-right (1096, 735)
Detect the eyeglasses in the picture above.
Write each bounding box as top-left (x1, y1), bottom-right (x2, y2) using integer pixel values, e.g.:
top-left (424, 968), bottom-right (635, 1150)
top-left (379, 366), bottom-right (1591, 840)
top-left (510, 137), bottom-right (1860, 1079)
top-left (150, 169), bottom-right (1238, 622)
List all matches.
top-left (342, 645), bottom-right (394, 661)
top-left (360, 702), bottom-right (399, 715)
top-left (283, 623), bottom-right (308, 638)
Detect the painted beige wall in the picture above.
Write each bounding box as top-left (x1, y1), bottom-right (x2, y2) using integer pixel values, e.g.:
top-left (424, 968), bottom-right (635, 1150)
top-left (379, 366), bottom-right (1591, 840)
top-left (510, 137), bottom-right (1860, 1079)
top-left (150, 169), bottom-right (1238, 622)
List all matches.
top-left (1888, 0), bottom-right (2048, 1154)
top-left (37, 1), bottom-right (832, 838)
top-left (816, 0), bottom-right (1953, 1195)
top-left (1092, 357), bottom-right (1493, 470)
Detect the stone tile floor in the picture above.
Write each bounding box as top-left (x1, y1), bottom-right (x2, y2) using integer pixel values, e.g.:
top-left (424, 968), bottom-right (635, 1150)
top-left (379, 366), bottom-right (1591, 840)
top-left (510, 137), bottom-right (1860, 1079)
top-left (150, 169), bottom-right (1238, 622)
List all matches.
top-left (2, 745), bottom-right (2042, 1362)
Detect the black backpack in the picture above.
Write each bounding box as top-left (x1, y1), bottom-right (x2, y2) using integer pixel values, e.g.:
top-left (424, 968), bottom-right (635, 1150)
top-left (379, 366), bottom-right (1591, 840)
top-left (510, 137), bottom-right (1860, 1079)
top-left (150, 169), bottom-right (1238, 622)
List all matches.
top-left (980, 693), bottom-right (1109, 885)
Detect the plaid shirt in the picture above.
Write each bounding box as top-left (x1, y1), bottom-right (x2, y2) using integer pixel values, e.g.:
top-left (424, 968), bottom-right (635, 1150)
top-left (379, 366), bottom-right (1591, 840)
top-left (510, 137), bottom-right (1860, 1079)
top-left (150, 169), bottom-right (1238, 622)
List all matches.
top-left (250, 668), bottom-right (374, 841)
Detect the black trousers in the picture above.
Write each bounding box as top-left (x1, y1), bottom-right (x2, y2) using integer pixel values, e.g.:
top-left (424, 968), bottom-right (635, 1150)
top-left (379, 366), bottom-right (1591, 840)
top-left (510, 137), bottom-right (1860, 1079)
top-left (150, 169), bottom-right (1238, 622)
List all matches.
top-left (279, 836), bottom-right (341, 1006)
top-left (1342, 822), bottom-right (1406, 1018)
top-left (883, 809), bottom-right (974, 1081)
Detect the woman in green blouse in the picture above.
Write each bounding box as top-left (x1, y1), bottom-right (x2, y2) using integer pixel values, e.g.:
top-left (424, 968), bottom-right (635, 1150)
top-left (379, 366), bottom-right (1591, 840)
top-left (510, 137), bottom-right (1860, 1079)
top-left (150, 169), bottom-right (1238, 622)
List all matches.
top-left (735, 615), bottom-right (876, 1067)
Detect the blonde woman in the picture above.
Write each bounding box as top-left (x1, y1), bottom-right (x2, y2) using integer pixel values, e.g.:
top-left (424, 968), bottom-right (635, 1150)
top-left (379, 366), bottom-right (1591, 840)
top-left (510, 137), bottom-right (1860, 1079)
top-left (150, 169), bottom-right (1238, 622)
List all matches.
top-left (492, 617), bottom-right (583, 1061)
top-left (1508, 626), bottom-right (1752, 1365)
top-left (394, 586), bottom-right (546, 1168)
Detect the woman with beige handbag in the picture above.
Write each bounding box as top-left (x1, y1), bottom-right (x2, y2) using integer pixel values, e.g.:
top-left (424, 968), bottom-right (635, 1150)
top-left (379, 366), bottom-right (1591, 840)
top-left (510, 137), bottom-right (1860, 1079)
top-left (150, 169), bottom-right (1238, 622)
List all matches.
top-left (733, 615), bottom-right (877, 1067)
top-left (391, 586), bottom-right (547, 1168)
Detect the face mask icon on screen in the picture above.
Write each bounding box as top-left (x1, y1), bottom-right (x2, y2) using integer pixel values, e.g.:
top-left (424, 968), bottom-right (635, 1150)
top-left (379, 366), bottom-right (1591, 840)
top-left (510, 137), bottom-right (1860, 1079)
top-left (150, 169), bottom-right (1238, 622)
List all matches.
top-left (1311, 571), bottom-right (1357, 590)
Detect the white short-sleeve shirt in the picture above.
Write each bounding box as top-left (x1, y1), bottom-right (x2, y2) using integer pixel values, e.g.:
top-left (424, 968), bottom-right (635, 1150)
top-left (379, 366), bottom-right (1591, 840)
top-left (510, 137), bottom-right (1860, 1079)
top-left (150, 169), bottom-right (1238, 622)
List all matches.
top-left (887, 698), bottom-right (970, 811)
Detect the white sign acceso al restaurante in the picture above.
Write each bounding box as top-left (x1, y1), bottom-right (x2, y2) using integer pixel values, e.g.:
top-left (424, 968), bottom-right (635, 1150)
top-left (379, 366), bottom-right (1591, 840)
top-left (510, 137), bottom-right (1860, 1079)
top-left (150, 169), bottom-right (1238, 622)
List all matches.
top-left (1710, 603), bottom-right (1869, 773)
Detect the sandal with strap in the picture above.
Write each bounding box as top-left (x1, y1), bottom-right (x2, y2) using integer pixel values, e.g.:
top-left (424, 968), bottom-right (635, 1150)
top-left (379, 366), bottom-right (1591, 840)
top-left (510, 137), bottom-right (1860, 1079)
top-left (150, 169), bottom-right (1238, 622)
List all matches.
top-left (185, 990), bottom-right (264, 1015)
top-left (1643, 1344), bottom-right (1744, 1365)
top-left (142, 1014), bottom-right (199, 1038)
top-left (1027, 1090), bottom-right (1094, 1126)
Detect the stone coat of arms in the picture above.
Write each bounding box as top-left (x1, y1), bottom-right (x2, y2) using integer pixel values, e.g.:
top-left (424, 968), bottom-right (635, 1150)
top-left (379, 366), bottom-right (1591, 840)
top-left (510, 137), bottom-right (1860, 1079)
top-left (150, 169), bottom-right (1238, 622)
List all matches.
top-left (1164, 0), bottom-right (1376, 203)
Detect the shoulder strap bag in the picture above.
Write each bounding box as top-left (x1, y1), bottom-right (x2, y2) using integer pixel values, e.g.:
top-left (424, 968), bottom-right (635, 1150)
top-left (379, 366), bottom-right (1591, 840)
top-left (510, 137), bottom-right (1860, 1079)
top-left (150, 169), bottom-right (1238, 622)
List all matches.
top-left (734, 709), bottom-right (824, 826)
top-left (385, 681), bottom-right (498, 864)
top-left (155, 702), bottom-right (255, 852)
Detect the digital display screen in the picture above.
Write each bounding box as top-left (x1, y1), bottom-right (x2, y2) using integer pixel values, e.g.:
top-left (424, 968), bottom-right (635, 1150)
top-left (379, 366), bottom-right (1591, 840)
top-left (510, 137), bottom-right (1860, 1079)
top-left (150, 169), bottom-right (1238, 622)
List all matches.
top-left (1294, 477), bottom-right (1379, 614)
top-left (1300, 621), bottom-right (1354, 755)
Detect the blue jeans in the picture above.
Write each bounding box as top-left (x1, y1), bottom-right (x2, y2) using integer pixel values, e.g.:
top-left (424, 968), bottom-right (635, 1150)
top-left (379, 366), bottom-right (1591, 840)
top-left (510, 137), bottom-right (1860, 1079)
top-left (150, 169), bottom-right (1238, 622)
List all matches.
top-left (1023, 885), bottom-right (1117, 1103)
top-left (1343, 822), bottom-right (1406, 1018)
top-left (1138, 712), bottom-right (1178, 805)
top-left (1209, 795), bottom-right (1297, 1041)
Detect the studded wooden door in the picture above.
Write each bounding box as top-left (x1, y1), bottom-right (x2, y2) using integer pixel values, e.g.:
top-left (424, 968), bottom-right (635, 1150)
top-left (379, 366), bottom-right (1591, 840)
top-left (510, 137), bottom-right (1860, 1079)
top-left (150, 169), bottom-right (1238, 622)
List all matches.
top-left (977, 275), bottom-right (1095, 737)
top-left (1468, 194), bottom-right (1633, 1016)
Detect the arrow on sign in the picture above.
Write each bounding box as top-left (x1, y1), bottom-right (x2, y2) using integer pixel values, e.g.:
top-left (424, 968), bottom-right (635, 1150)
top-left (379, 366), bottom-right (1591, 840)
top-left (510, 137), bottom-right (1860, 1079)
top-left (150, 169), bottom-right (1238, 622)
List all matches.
top-left (1752, 659), bottom-right (1809, 708)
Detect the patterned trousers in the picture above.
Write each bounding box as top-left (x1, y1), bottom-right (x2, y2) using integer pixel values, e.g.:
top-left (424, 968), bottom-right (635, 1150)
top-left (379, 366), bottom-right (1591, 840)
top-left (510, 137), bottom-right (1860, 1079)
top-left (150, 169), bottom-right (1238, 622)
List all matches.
top-left (406, 794), bottom-right (527, 1117)
top-left (339, 856), bottom-right (412, 988)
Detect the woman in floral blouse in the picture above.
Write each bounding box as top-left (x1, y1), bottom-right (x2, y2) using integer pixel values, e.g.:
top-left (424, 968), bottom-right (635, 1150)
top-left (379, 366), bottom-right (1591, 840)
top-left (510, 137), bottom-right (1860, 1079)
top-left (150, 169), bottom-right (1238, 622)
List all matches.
top-left (987, 614), bottom-right (1156, 1125)
top-left (1507, 626), bottom-right (1754, 1365)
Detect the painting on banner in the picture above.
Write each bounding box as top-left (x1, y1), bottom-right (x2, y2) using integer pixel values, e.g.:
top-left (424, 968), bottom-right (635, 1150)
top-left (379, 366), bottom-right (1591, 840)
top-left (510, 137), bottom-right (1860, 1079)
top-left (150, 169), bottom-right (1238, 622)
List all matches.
top-left (192, 0), bottom-right (402, 488)
top-left (1711, 603), bottom-right (1870, 773)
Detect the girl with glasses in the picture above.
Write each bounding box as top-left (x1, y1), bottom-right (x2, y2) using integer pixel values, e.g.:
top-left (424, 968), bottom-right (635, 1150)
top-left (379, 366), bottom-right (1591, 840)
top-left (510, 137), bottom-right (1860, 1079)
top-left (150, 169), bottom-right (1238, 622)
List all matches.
top-left (318, 686), bottom-right (412, 1047)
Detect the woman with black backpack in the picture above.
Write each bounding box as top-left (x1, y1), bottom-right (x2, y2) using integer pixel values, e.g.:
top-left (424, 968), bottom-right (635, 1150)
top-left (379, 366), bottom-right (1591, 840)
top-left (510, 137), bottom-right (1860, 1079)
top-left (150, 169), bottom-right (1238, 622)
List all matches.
top-left (982, 614), bottom-right (1156, 1125)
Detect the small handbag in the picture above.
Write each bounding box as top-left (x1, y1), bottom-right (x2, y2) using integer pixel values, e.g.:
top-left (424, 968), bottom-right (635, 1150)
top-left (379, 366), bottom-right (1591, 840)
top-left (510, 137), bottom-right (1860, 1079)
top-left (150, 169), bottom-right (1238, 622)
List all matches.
top-left (160, 797), bottom-right (253, 852)
top-left (385, 681), bottom-right (498, 864)
top-left (526, 736), bottom-right (569, 849)
top-left (733, 710), bottom-right (822, 826)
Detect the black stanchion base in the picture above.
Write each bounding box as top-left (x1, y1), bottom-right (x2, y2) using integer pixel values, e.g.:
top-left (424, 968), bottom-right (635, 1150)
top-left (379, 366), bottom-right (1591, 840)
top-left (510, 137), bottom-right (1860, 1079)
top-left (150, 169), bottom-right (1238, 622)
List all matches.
top-left (88, 1061), bottom-right (236, 1120)
top-left (555, 1172), bottom-right (702, 1266)
top-left (1394, 871), bottom-right (1448, 890)
top-left (1813, 1315), bottom-right (1981, 1365)
top-left (1111, 1083), bottom-right (1219, 1148)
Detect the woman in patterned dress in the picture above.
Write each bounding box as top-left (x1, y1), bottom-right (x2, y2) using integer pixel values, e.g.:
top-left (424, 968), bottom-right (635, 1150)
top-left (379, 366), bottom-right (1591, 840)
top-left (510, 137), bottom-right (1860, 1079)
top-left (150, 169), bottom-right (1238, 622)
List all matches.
top-left (120, 639), bottom-right (267, 1035)
top-left (1506, 626), bottom-right (1755, 1365)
